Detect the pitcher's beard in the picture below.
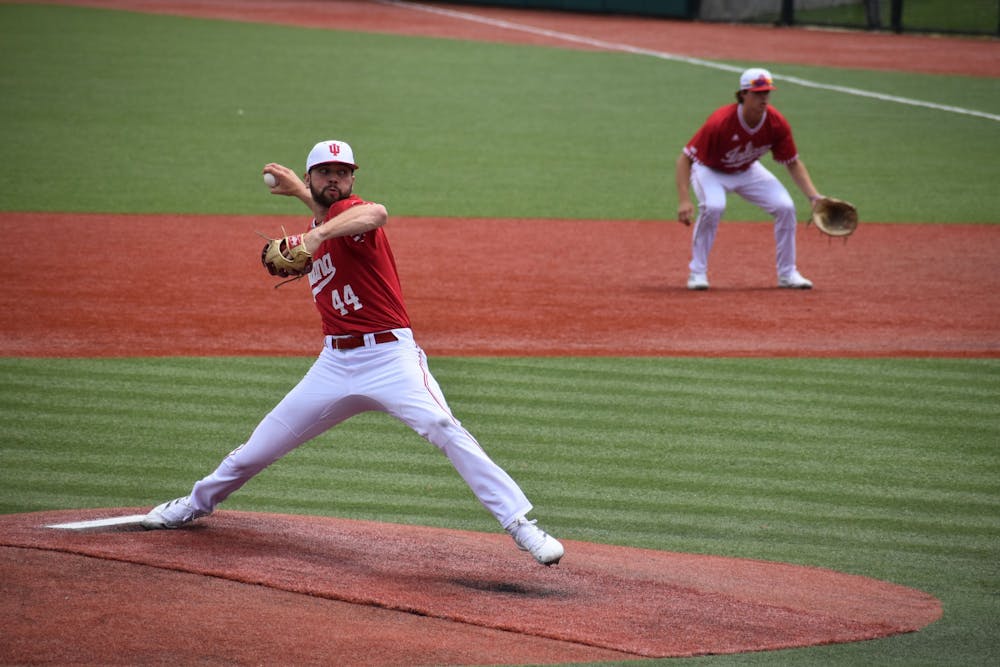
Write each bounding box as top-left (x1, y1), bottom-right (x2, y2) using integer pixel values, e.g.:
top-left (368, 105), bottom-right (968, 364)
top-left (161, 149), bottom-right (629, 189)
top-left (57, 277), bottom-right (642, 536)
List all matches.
top-left (311, 183), bottom-right (349, 208)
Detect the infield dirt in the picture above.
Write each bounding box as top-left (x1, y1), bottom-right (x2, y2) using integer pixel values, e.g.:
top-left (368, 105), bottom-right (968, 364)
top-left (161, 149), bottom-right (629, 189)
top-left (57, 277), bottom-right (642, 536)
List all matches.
top-left (2, 213), bottom-right (998, 357)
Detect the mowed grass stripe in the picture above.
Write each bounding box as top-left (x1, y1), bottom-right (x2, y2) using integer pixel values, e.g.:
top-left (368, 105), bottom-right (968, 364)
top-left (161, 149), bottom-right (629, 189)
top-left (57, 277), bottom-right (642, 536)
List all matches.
top-left (434, 357), bottom-right (999, 574)
top-left (2, 357), bottom-right (994, 558)
top-left (3, 359), bottom-right (1000, 588)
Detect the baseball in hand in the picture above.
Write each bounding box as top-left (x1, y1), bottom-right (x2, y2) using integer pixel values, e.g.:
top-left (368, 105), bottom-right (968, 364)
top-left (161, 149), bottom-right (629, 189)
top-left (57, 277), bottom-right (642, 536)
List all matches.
top-left (263, 172), bottom-right (278, 188)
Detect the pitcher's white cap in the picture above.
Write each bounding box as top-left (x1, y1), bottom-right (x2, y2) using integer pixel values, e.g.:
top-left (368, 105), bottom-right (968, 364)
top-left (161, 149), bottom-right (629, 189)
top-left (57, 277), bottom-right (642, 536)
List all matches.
top-left (739, 68), bottom-right (776, 92)
top-left (306, 140), bottom-right (358, 171)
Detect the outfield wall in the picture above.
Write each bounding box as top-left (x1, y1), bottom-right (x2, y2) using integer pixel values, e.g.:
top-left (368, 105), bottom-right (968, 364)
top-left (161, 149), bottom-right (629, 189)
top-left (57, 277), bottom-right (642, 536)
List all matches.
top-left (436, 1), bottom-right (1000, 35)
top-left (436, 0), bottom-right (699, 19)
top-left (433, 1), bottom-right (855, 20)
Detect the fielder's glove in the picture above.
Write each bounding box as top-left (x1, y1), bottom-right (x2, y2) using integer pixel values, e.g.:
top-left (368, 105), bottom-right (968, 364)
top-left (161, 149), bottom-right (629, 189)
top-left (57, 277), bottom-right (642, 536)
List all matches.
top-left (809, 197), bottom-right (859, 238)
top-left (260, 230), bottom-right (312, 282)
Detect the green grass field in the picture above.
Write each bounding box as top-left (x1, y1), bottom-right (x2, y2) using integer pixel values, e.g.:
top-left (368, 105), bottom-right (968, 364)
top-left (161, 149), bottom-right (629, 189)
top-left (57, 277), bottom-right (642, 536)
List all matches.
top-left (1, 5), bottom-right (998, 666)
top-left (1, 4), bottom-right (999, 221)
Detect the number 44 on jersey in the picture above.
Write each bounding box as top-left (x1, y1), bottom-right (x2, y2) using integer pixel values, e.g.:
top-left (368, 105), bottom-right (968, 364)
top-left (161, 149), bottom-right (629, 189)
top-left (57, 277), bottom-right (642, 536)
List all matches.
top-left (332, 284), bottom-right (362, 315)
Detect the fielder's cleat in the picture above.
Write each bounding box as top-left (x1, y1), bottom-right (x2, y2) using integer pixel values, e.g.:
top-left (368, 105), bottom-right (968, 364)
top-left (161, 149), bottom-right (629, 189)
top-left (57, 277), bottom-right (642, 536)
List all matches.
top-left (687, 272), bottom-right (709, 290)
top-left (506, 517), bottom-right (564, 566)
top-left (778, 270), bottom-right (813, 289)
top-left (140, 496), bottom-right (210, 530)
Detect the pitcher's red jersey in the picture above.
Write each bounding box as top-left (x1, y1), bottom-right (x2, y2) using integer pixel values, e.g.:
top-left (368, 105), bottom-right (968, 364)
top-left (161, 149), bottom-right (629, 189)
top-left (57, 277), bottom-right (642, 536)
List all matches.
top-left (306, 194), bottom-right (410, 336)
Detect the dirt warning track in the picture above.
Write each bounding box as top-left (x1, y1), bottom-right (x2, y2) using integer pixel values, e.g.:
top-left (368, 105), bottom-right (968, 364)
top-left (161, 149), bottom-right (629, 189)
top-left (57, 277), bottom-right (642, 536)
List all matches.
top-left (26, 0), bottom-right (1000, 77)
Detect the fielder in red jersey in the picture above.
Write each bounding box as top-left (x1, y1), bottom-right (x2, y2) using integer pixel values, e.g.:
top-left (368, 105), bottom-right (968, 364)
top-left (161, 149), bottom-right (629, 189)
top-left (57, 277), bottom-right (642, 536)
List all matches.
top-left (675, 67), bottom-right (825, 290)
top-left (140, 140), bottom-right (564, 566)
top-left (684, 103), bottom-right (798, 174)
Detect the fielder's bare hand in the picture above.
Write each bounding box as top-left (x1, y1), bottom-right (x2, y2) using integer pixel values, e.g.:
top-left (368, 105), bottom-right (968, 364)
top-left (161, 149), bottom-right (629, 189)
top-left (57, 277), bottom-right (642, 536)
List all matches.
top-left (678, 200), bottom-right (695, 226)
top-left (675, 151), bottom-right (696, 226)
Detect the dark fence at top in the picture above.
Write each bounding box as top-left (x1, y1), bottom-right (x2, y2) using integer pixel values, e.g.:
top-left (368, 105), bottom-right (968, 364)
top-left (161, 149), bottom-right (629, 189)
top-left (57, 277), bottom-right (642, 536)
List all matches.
top-left (773, 0), bottom-right (998, 36)
top-left (433, 0), bottom-right (698, 19)
top-left (433, 1), bottom-right (1000, 37)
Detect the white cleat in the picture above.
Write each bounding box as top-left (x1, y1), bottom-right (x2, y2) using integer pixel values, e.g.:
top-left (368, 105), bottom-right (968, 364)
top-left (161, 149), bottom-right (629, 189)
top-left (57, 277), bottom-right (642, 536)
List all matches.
top-left (506, 517), bottom-right (564, 566)
top-left (778, 270), bottom-right (813, 289)
top-left (140, 496), bottom-right (210, 530)
top-left (687, 272), bottom-right (709, 290)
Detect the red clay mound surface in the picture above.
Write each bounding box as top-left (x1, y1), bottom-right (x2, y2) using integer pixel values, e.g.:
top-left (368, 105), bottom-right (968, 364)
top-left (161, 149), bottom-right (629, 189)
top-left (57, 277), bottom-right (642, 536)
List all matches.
top-left (1, 509), bottom-right (942, 665)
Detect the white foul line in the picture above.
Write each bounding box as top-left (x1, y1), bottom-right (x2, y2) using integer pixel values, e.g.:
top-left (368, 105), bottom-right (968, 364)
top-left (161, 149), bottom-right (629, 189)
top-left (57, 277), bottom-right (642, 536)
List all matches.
top-left (380, 0), bottom-right (1000, 123)
top-left (47, 514), bottom-right (147, 530)
top-left (776, 74), bottom-right (1000, 122)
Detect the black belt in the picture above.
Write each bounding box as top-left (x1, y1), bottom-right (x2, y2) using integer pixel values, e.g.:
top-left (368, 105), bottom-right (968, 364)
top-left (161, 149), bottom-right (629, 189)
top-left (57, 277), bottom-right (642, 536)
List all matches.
top-left (329, 331), bottom-right (398, 350)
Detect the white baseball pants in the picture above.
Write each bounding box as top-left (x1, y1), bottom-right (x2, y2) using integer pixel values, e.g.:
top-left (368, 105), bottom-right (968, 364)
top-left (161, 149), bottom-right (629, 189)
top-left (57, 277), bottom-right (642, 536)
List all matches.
top-left (187, 328), bottom-right (533, 528)
top-left (689, 161), bottom-right (799, 278)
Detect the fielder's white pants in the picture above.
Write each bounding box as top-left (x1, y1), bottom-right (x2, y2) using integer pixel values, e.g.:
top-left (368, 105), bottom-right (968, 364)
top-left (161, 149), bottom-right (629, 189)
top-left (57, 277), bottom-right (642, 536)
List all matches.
top-left (188, 328), bottom-right (532, 528)
top-left (689, 161), bottom-right (799, 278)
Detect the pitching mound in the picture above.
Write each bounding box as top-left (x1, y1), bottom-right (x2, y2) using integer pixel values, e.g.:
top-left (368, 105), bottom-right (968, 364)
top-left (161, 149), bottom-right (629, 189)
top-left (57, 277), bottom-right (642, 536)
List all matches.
top-left (1, 509), bottom-right (941, 665)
